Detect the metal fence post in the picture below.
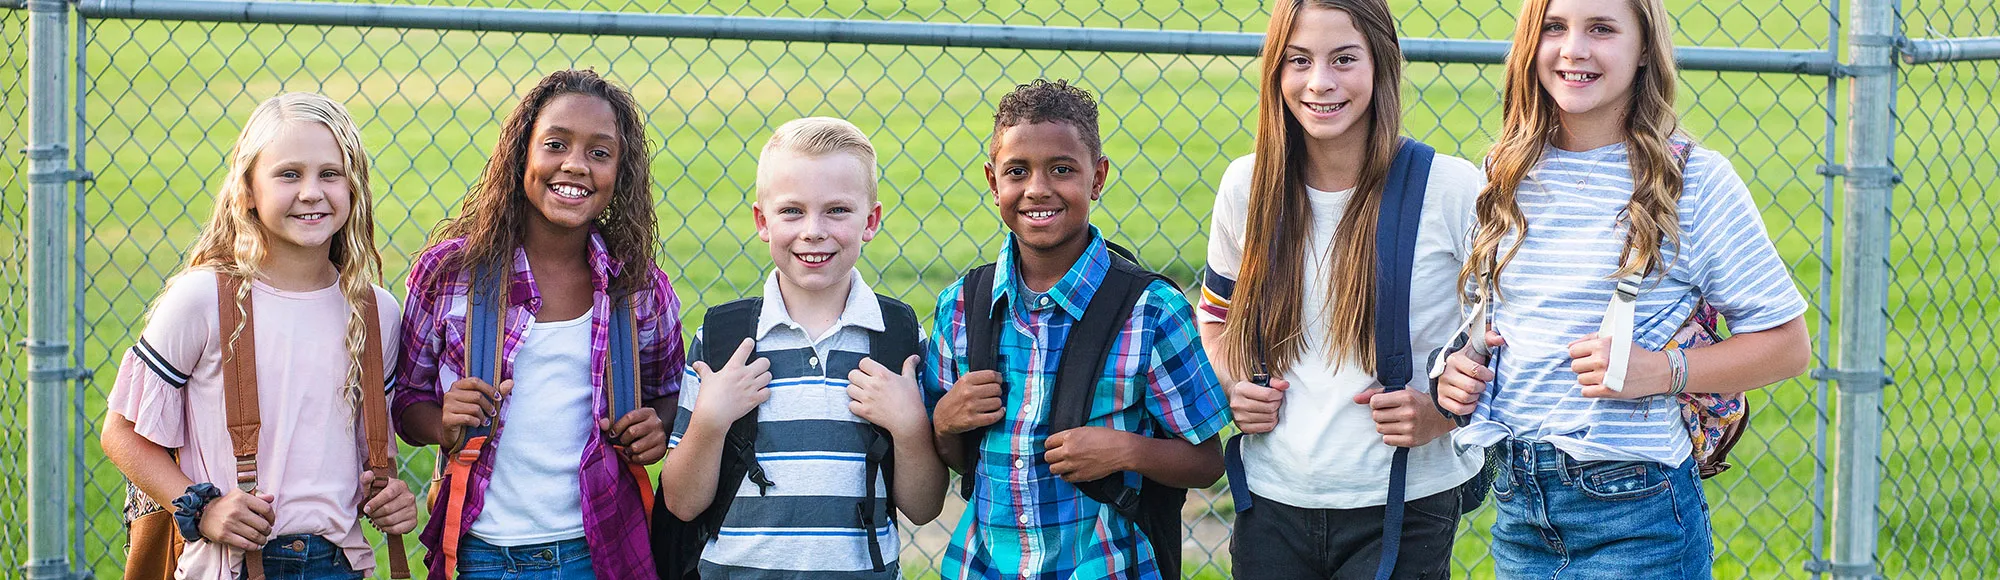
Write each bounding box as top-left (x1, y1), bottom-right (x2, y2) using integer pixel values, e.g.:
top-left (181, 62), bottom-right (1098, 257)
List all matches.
top-left (22, 0), bottom-right (78, 579)
top-left (1829, 0), bottom-right (1898, 578)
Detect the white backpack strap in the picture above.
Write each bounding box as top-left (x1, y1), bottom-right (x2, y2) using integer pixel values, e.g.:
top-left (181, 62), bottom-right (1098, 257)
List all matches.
top-left (1598, 272), bottom-right (1644, 392)
top-left (1428, 271), bottom-right (1494, 381)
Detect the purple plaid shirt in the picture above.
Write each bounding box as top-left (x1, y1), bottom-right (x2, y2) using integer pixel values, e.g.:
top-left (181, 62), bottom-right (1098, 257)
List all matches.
top-left (391, 232), bottom-right (684, 580)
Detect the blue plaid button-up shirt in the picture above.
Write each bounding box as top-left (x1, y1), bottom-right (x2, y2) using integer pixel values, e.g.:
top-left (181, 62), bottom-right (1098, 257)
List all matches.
top-left (923, 228), bottom-right (1230, 580)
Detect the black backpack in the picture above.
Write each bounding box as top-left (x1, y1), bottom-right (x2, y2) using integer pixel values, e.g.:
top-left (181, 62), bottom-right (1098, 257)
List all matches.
top-left (956, 241), bottom-right (1191, 577)
top-left (652, 295), bottom-right (923, 580)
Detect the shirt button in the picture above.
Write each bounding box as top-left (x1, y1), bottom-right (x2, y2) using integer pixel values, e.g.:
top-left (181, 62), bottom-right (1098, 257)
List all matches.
top-left (1038, 296), bottom-right (1051, 307)
top-left (809, 356), bottom-right (819, 367)
top-left (1018, 513), bottom-right (1031, 525)
top-left (1014, 458), bottom-right (1026, 469)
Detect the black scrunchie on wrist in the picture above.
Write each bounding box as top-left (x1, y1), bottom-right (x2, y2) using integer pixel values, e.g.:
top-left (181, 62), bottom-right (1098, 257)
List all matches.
top-left (171, 482), bottom-right (224, 542)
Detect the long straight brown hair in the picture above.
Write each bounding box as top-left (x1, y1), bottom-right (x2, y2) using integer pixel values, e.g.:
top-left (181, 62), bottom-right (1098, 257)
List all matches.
top-left (1462, 0), bottom-right (1686, 296)
top-left (1219, 0), bottom-right (1406, 380)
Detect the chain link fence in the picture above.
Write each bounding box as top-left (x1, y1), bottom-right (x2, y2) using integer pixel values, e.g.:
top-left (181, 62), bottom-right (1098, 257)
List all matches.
top-left (4, 0), bottom-right (1996, 578)
top-left (3, 4), bottom-right (36, 573)
top-left (1884, 1), bottom-right (2000, 578)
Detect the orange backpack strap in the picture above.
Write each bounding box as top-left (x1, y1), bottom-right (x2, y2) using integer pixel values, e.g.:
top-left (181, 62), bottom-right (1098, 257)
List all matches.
top-left (215, 272), bottom-right (264, 580)
top-left (439, 266), bottom-right (507, 580)
top-left (607, 299), bottom-right (655, 520)
top-left (357, 292), bottom-right (412, 579)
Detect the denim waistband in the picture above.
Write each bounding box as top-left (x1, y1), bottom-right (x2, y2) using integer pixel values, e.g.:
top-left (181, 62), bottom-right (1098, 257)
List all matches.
top-left (261, 534), bottom-right (342, 561)
top-left (1501, 438), bottom-right (1588, 475)
top-left (461, 535), bottom-right (590, 566)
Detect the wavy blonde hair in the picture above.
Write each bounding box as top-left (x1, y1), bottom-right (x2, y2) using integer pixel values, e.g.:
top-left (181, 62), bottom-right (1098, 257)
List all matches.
top-left (1462, 0), bottom-right (1686, 297)
top-left (182, 92), bottom-right (383, 416)
top-left (1218, 0), bottom-right (1406, 379)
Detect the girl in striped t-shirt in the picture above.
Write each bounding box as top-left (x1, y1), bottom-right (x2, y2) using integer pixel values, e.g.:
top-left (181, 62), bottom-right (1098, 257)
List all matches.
top-left (1432, 0), bottom-right (1810, 577)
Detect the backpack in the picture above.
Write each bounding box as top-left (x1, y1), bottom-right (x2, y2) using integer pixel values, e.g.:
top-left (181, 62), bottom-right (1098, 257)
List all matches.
top-left (652, 295), bottom-right (923, 580)
top-left (431, 266), bottom-right (654, 580)
top-left (1441, 140), bottom-right (1749, 479)
top-left (956, 241), bottom-right (1189, 577)
top-left (1222, 137), bottom-right (1460, 580)
top-left (120, 272), bottom-right (411, 580)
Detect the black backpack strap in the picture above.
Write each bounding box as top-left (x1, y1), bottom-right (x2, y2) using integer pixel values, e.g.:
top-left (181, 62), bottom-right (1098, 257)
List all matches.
top-left (693, 298), bottom-right (774, 539)
top-left (1051, 247), bottom-right (1186, 572)
top-left (1371, 137), bottom-right (1434, 580)
top-left (856, 295), bottom-right (919, 572)
top-left (956, 265), bottom-right (1001, 500)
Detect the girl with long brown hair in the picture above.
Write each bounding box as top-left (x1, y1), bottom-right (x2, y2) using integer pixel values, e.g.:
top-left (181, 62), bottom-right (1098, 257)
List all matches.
top-left (1197, 0), bottom-right (1486, 576)
top-left (1431, 0), bottom-right (1809, 576)
top-left (390, 69), bottom-right (685, 579)
top-left (100, 92), bottom-right (418, 579)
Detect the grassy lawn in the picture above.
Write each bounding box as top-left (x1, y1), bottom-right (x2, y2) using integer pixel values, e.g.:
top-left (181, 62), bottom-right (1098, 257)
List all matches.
top-left (1, 1), bottom-right (1993, 578)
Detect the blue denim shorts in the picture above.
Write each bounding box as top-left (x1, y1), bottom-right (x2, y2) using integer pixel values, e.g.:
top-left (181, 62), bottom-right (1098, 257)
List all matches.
top-left (457, 535), bottom-right (594, 580)
top-left (1488, 439), bottom-right (1713, 579)
top-left (244, 534), bottom-right (361, 580)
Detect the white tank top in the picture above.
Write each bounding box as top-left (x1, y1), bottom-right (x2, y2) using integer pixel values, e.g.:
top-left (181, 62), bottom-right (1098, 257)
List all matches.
top-left (470, 311), bottom-right (594, 545)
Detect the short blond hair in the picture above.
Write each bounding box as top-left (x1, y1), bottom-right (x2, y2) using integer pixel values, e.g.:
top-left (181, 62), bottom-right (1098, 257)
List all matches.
top-left (756, 116), bottom-right (878, 198)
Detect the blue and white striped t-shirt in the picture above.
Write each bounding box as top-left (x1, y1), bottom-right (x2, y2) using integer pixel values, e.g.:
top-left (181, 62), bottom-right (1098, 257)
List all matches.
top-left (1454, 142), bottom-right (1808, 467)
top-left (669, 270), bottom-right (907, 579)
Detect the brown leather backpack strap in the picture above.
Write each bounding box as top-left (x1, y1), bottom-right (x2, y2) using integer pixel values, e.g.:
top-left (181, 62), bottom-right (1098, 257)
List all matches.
top-left (214, 272), bottom-right (264, 580)
top-left (357, 291), bottom-right (413, 578)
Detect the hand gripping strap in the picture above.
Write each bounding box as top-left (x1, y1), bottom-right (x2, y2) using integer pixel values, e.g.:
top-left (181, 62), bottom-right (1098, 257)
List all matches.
top-left (440, 264), bottom-right (507, 580)
top-left (214, 272), bottom-right (264, 580)
top-left (357, 292), bottom-right (412, 578)
top-left (1372, 137), bottom-right (1432, 580)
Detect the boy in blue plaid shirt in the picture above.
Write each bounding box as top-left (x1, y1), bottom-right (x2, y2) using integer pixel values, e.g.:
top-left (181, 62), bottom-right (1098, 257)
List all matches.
top-left (922, 79), bottom-right (1231, 580)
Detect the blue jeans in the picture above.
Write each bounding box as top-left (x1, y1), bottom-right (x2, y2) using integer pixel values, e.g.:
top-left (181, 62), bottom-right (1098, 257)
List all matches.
top-left (1489, 439), bottom-right (1712, 579)
top-left (245, 534), bottom-right (361, 580)
top-left (457, 535), bottom-right (595, 580)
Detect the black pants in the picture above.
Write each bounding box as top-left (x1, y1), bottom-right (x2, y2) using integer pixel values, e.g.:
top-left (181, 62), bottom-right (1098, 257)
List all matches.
top-left (1230, 489), bottom-right (1460, 580)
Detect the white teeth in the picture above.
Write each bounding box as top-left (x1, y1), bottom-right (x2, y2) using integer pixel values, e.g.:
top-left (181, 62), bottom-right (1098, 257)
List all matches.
top-left (293, 213), bottom-right (329, 220)
top-left (551, 184), bottom-right (590, 199)
top-left (1305, 102), bottom-right (1345, 113)
top-left (1026, 210), bottom-right (1057, 220)
top-left (798, 253), bottom-right (831, 264)
top-left (1561, 72), bottom-right (1599, 82)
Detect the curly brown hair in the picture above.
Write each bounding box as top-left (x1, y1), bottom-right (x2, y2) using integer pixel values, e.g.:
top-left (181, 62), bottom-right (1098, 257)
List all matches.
top-left (989, 78), bottom-right (1103, 158)
top-left (426, 69), bottom-right (658, 298)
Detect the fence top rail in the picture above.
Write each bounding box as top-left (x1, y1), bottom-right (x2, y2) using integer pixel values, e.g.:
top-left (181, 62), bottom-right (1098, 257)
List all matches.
top-left (67, 0), bottom-right (1841, 75)
top-left (1903, 36), bottom-right (2000, 64)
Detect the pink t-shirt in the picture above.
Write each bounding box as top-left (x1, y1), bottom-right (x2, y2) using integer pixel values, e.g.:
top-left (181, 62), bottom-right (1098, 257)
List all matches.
top-left (107, 269), bottom-right (400, 579)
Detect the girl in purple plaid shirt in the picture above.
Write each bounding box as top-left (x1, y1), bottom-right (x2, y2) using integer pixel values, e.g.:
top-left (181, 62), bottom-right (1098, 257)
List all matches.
top-left (389, 69), bottom-right (688, 580)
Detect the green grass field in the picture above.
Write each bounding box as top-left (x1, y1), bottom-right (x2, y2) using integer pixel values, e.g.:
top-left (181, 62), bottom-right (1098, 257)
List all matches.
top-left (2, 1), bottom-right (1994, 578)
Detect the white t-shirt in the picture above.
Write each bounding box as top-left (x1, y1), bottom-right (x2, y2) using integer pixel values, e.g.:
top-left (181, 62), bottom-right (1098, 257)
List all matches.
top-left (1201, 153), bottom-right (1486, 509)
top-left (470, 311), bottom-right (593, 544)
top-left (107, 270), bottom-right (399, 579)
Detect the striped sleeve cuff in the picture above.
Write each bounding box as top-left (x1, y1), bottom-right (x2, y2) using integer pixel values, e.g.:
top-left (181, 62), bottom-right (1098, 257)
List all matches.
top-left (1198, 267), bottom-right (1234, 322)
top-left (129, 337), bottom-right (190, 389)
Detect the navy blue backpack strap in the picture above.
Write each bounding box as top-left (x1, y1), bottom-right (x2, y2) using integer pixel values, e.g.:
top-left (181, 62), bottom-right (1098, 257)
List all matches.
top-left (462, 263), bottom-right (507, 443)
top-left (857, 294), bottom-right (920, 573)
top-left (956, 264), bottom-right (1000, 501)
top-left (693, 299), bottom-right (774, 536)
top-left (1372, 137), bottom-right (1434, 580)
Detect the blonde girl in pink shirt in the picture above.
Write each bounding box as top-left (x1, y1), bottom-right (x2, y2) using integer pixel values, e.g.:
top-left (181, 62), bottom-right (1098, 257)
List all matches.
top-left (100, 92), bottom-right (419, 580)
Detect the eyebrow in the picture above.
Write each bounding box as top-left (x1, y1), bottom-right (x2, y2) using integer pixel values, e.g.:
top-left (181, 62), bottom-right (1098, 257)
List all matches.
top-left (1284, 43), bottom-right (1364, 53)
top-left (538, 124), bottom-right (619, 143)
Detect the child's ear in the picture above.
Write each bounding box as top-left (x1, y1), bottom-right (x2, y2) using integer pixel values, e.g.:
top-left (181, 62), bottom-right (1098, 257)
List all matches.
top-left (1090, 156), bottom-right (1110, 201)
top-left (984, 161), bottom-right (999, 206)
top-left (752, 201), bottom-right (772, 243)
top-left (861, 201), bottom-right (883, 242)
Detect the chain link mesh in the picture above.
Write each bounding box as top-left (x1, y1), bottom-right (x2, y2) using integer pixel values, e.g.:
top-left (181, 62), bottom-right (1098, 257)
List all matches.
top-left (2, 5), bottom-right (34, 571)
top-left (1882, 1), bottom-right (2000, 577)
top-left (0, 0), bottom-right (1990, 578)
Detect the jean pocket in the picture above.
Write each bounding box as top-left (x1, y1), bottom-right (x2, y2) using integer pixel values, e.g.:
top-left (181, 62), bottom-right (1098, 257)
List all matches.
top-left (1574, 461), bottom-right (1669, 501)
top-left (1491, 468), bottom-right (1515, 501)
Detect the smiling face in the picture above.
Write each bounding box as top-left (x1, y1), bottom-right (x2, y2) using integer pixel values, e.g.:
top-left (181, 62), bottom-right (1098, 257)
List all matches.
top-left (754, 149), bottom-right (882, 296)
top-left (522, 93), bottom-right (621, 234)
top-left (249, 121), bottom-right (352, 259)
top-left (1536, 0), bottom-right (1645, 137)
top-left (986, 121), bottom-right (1107, 260)
top-left (1280, 5), bottom-right (1376, 149)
